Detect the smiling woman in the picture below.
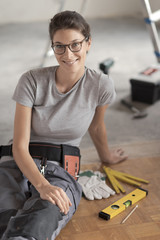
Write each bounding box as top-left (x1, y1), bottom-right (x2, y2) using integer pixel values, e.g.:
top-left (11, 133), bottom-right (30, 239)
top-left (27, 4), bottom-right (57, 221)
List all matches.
top-left (0, 10), bottom-right (127, 240)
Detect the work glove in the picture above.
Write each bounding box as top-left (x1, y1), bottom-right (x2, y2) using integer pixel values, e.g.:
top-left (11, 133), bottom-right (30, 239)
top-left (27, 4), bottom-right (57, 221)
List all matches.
top-left (78, 170), bottom-right (115, 200)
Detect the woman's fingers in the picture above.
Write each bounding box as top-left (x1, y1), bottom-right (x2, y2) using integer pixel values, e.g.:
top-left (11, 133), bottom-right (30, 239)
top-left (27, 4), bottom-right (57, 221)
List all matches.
top-left (50, 190), bottom-right (70, 214)
top-left (102, 148), bottom-right (128, 164)
top-left (40, 185), bottom-right (72, 214)
top-left (116, 148), bottom-right (128, 161)
top-left (51, 193), bottom-right (66, 213)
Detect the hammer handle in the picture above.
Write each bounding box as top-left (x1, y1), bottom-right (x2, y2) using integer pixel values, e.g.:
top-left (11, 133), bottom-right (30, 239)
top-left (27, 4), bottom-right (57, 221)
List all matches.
top-left (121, 99), bottom-right (133, 109)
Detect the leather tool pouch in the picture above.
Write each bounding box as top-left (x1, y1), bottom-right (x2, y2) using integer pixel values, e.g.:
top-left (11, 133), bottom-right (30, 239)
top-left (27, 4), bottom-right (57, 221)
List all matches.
top-left (62, 145), bottom-right (81, 181)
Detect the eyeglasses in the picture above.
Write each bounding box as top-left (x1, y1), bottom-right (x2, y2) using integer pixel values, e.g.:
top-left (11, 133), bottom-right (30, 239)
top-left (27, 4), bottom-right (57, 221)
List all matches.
top-left (51, 37), bottom-right (88, 55)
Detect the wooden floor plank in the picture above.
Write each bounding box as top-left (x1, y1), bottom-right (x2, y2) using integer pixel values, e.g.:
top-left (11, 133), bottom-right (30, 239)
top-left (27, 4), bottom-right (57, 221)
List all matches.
top-left (126, 223), bottom-right (160, 239)
top-left (101, 226), bottom-right (136, 240)
top-left (57, 231), bottom-right (107, 240)
top-left (138, 236), bottom-right (160, 240)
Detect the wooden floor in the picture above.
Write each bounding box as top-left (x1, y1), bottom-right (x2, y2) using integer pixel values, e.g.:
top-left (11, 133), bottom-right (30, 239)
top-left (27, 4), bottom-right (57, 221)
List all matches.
top-left (56, 156), bottom-right (160, 240)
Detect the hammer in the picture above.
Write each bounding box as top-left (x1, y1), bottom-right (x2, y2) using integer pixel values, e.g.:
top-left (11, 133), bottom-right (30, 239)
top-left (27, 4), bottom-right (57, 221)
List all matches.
top-left (121, 99), bottom-right (148, 119)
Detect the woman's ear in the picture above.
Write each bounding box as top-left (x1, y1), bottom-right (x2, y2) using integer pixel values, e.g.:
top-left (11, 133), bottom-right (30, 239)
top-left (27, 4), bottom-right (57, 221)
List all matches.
top-left (86, 37), bottom-right (92, 53)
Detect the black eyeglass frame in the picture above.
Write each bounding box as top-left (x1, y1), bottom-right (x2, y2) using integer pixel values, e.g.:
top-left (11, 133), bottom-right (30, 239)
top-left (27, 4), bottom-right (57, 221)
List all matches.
top-left (51, 37), bottom-right (89, 55)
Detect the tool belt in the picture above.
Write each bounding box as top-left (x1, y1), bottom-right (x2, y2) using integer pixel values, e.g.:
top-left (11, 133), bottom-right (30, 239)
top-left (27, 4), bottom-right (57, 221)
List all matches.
top-left (0, 142), bottom-right (81, 180)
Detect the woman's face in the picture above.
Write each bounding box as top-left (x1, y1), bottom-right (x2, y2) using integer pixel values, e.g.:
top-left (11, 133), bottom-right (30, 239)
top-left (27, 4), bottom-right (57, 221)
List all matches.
top-left (52, 29), bottom-right (91, 74)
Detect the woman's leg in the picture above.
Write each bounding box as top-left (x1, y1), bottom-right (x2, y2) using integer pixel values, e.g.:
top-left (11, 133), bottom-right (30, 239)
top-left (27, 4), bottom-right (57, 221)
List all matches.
top-left (0, 160), bottom-right (28, 239)
top-left (2, 162), bottom-right (82, 240)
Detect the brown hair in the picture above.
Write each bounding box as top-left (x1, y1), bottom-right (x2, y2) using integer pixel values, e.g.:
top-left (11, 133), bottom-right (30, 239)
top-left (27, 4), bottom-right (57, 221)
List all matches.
top-left (49, 11), bottom-right (91, 41)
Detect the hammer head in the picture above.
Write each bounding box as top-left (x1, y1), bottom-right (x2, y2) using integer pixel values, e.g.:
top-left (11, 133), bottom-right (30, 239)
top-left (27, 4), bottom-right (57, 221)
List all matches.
top-left (133, 111), bottom-right (148, 119)
top-left (121, 99), bottom-right (148, 119)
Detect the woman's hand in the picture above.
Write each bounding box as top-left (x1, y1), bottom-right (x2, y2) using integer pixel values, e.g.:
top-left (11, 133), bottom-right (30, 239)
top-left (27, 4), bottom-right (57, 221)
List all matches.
top-left (37, 183), bottom-right (72, 215)
top-left (102, 148), bottom-right (128, 165)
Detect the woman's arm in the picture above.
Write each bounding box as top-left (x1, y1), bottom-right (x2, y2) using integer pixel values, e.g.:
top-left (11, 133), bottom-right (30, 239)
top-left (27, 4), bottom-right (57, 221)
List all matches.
top-left (88, 105), bottom-right (128, 164)
top-left (12, 103), bottom-right (71, 214)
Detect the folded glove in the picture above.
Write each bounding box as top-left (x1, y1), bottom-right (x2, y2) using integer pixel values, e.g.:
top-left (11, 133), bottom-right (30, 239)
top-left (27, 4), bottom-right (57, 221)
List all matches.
top-left (78, 170), bottom-right (115, 200)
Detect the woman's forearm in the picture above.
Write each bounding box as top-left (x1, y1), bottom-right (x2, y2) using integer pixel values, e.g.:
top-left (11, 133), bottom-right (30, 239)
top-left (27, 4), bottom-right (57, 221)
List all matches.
top-left (12, 145), bottom-right (49, 190)
top-left (89, 123), bottom-right (111, 162)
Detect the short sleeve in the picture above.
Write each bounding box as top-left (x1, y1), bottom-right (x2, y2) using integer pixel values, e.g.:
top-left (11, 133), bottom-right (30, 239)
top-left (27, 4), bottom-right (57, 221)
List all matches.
top-left (12, 71), bottom-right (36, 107)
top-left (98, 74), bottom-right (116, 106)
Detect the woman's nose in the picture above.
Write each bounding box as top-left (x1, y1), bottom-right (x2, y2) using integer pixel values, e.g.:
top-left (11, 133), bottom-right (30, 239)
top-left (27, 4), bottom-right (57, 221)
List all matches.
top-left (64, 46), bottom-right (74, 57)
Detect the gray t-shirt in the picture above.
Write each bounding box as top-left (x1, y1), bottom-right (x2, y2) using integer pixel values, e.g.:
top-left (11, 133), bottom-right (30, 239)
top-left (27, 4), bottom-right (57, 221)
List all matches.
top-left (12, 66), bottom-right (116, 147)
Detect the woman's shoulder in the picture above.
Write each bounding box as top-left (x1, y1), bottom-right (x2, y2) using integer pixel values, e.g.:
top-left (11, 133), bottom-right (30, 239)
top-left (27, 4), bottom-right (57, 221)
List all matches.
top-left (85, 67), bottom-right (110, 85)
top-left (83, 67), bottom-right (116, 106)
top-left (29, 66), bottom-right (57, 80)
top-left (18, 66), bottom-right (57, 87)
top-left (85, 67), bottom-right (101, 78)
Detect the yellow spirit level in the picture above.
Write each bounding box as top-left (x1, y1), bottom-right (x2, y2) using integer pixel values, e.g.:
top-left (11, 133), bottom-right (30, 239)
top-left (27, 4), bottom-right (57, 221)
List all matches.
top-left (99, 188), bottom-right (148, 220)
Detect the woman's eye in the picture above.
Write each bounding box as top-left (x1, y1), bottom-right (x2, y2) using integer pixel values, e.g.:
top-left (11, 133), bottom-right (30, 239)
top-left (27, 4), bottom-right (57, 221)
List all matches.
top-left (55, 45), bottom-right (64, 49)
top-left (72, 42), bottom-right (80, 48)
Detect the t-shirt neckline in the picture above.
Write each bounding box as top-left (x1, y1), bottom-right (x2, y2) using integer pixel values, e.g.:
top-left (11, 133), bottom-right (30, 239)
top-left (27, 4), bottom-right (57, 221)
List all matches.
top-left (53, 66), bottom-right (86, 96)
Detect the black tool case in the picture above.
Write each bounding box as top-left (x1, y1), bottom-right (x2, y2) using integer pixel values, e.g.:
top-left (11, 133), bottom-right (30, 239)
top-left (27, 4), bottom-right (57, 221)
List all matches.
top-left (130, 66), bottom-right (160, 104)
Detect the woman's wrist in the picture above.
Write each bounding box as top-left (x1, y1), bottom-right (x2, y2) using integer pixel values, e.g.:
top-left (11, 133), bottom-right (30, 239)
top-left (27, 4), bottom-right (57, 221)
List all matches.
top-left (33, 173), bottom-right (50, 192)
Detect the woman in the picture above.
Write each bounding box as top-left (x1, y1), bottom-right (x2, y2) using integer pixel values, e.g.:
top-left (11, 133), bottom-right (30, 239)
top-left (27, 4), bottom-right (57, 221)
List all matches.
top-left (0, 11), bottom-right (127, 240)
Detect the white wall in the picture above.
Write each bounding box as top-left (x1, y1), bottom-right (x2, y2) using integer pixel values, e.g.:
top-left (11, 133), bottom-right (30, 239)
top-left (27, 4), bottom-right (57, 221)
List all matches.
top-left (0, 0), bottom-right (160, 24)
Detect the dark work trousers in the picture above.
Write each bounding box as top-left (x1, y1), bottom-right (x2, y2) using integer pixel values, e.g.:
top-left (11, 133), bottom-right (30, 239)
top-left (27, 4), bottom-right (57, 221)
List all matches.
top-left (0, 158), bottom-right (82, 240)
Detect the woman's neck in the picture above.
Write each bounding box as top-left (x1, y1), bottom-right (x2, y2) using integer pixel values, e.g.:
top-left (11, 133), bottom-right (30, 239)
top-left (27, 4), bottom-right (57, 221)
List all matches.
top-left (55, 66), bottom-right (85, 94)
